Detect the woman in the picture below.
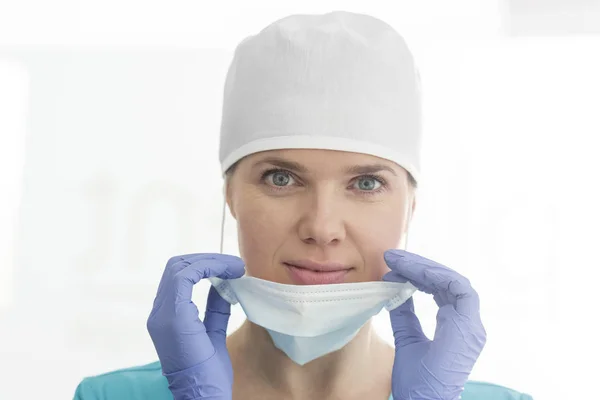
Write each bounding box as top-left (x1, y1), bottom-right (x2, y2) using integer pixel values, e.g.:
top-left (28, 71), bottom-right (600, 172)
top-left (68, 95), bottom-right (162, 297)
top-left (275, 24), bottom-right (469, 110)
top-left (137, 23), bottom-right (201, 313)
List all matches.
top-left (74, 11), bottom-right (532, 400)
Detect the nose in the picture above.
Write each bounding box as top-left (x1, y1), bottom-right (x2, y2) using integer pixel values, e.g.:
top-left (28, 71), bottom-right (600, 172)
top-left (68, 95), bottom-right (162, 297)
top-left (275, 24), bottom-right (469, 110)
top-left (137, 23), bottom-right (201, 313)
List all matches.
top-left (297, 190), bottom-right (346, 247)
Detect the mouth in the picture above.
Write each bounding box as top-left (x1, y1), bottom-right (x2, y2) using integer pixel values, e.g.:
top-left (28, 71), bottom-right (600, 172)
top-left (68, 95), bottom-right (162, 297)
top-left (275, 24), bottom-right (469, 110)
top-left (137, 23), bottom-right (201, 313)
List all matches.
top-left (283, 260), bottom-right (352, 285)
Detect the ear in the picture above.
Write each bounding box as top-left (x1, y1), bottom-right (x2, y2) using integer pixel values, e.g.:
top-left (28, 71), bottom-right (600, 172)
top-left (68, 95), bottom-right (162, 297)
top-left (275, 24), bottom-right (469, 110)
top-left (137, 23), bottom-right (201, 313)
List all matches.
top-left (225, 177), bottom-right (237, 220)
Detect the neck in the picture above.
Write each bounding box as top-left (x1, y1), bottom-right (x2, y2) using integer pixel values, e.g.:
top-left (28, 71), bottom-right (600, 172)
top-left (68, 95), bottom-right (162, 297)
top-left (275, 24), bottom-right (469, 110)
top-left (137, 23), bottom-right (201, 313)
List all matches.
top-left (227, 319), bottom-right (394, 398)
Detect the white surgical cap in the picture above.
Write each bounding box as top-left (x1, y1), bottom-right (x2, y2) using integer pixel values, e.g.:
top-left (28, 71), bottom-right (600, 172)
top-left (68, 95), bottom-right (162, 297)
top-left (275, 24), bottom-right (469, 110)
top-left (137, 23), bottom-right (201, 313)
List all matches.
top-left (218, 10), bottom-right (423, 184)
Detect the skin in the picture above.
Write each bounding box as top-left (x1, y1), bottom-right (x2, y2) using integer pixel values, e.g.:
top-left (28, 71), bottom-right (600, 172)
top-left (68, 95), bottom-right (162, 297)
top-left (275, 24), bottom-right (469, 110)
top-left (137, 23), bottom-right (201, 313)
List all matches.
top-left (224, 148), bottom-right (417, 399)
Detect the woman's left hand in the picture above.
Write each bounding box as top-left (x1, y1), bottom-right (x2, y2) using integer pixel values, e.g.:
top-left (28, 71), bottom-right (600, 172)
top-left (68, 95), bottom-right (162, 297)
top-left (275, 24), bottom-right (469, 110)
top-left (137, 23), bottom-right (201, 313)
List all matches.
top-left (383, 249), bottom-right (487, 400)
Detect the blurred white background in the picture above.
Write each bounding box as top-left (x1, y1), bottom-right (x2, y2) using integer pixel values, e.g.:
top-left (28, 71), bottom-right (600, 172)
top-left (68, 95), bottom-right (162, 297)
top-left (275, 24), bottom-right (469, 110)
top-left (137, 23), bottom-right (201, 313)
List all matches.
top-left (1, 1), bottom-right (599, 399)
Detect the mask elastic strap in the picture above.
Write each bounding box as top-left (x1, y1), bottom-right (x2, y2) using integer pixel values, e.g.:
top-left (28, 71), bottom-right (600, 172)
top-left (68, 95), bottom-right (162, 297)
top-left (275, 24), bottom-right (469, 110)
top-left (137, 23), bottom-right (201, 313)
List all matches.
top-left (219, 182), bottom-right (226, 254)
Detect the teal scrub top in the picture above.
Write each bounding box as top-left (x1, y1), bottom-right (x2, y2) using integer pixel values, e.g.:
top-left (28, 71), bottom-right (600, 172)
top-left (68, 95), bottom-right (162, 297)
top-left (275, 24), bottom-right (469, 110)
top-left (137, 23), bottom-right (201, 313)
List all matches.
top-left (73, 361), bottom-right (534, 400)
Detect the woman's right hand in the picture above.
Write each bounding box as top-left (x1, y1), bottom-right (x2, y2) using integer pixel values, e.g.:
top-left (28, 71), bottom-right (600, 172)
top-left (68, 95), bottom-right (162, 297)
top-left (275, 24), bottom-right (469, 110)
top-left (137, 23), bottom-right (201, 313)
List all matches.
top-left (146, 253), bottom-right (245, 400)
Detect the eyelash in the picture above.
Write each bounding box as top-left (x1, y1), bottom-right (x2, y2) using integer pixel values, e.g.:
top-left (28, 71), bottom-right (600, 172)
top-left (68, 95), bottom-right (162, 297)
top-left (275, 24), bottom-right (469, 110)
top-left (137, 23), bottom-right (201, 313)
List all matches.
top-left (260, 168), bottom-right (388, 196)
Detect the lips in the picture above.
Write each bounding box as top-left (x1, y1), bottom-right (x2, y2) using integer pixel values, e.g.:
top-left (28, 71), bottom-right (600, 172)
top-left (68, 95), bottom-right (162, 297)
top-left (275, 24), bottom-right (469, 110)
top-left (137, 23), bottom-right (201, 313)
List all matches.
top-left (283, 260), bottom-right (352, 285)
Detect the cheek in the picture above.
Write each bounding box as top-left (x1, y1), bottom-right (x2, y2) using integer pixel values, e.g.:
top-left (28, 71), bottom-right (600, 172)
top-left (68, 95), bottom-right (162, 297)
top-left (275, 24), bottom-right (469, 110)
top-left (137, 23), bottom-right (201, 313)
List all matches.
top-left (235, 197), bottom-right (291, 278)
top-left (353, 204), bottom-right (407, 279)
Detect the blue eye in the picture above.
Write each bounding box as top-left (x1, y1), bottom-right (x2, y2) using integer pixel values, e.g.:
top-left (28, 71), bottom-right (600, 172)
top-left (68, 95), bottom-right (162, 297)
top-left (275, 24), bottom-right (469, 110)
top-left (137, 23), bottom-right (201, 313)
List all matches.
top-left (263, 170), bottom-right (295, 187)
top-left (355, 176), bottom-right (382, 191)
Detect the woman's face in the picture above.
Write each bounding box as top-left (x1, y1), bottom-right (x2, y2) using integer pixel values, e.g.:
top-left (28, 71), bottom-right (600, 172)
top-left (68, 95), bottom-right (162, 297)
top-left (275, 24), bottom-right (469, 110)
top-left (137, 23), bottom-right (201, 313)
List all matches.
top-left (226, 149), bottom-right (416, 284)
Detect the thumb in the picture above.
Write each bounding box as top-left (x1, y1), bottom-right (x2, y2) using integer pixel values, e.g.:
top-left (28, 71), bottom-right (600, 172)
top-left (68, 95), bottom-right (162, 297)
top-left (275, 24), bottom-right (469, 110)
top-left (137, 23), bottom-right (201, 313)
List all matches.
top-left (203, 286), bottom-right (233, 348)
top-left (389, 297), bottom-right (429, 348)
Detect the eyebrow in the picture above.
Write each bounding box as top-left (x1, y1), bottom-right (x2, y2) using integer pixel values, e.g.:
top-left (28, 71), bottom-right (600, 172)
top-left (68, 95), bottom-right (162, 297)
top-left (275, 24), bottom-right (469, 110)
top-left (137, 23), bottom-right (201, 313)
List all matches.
top-left (253, 157), bottom-right (398, 176)
top-left (254, 157), bottom-right (309, 173)
top-left (343, 163), bottom-right (398, 177)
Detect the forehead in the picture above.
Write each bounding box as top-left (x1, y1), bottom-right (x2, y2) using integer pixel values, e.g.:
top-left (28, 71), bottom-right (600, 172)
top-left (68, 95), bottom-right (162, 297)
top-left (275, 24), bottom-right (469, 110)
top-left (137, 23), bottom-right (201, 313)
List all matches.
top-left (238, 149), bottom-right (405, 177)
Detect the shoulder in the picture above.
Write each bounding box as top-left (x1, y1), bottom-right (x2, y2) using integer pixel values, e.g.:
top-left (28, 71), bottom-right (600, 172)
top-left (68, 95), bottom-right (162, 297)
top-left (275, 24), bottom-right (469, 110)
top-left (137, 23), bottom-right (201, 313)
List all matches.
top-left (462, 380), bottom-right (534, 400)
top-left (74, 364), bottom-right (534, 400)
top-left (389, 381), bottom-right (533, 400)
top-left (73, 361), bottom-right (171, 400)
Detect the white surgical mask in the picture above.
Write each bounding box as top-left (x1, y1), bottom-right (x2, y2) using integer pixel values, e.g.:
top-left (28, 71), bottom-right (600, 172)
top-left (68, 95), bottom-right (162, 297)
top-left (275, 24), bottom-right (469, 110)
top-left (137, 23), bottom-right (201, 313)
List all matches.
top-left (210, 275), bottom-right (417, 365)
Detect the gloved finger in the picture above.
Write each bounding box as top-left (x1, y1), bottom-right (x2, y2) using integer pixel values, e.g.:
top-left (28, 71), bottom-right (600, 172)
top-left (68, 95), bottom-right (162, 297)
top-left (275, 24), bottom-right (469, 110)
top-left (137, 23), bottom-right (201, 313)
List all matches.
top-left (382, 271), bottom-right (428, 345)
top-left (166, 301), bottom-right (216, 373)
top-left (171, 257), bottom-right (245, 305)
top-left (165, 253), bottom-right (244, 282)
top-left (384, 250), bottom-right (478, 316)
top-left (424, 304), bottom-right (487, 382)
top-left (386, 296), bottom-right (429, 348)
top-left (204, 286), bottom-right (233, 349)
top-left (153, 254), bottom-right (212, 307)
top-left (382, 270), bottom-right (408, 284)
top-left (153, 253), bottom-right (243, 306)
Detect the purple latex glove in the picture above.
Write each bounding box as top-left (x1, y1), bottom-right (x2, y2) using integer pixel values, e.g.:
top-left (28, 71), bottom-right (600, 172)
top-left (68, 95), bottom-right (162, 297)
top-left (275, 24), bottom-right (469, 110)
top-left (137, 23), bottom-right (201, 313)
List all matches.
top-left (146, 253), bottom-right (245, 400)
top-left (383, 249), bottom-right (487, 400)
